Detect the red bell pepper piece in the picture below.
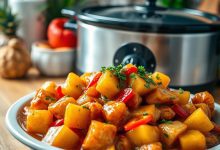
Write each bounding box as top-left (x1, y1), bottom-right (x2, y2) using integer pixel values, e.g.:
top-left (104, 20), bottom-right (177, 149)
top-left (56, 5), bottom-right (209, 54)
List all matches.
top-left (87, 72), bottom-right (102, 88)
top-left (117, 88), bottom-right (135, 103)
top-left (123, 66), bottom-right (138, 76)
top-left (172, 104), bottom-right (189, 119)
top-left (51, 119), bottom-right (64, 127)
top-left (124, 115), bottom-right (153, 131)
top-left (56, 86), bottom-right (64, 99)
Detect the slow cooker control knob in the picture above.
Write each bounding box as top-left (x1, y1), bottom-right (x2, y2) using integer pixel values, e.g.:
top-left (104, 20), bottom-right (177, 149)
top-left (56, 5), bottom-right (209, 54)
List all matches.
top-left (113, 43), bottom-right (156, 73)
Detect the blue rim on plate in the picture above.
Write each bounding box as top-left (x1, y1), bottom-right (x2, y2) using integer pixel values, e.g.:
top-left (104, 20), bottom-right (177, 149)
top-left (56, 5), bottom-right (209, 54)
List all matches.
top-left (5, 92), bottom-right (220, 150)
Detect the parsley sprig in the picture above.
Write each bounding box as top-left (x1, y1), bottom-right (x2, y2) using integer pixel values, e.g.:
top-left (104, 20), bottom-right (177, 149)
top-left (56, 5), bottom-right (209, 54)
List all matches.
top-left (101, 64), bottom-right (156, 89)
top-left (137, 66), bottom-right (156, 88)
top-left (160, 119), bottom-right (173, 124)
top-left (178, 88), bottom-right (184, 94)
top-left (101, 65), bottom-right (126, 88)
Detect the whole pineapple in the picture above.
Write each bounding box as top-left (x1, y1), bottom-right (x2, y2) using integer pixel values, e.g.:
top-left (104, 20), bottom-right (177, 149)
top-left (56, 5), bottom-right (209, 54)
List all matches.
top-left (0, 6), bottom-right (31, 79)
top-left (0, 6), bottom-right (19, 47)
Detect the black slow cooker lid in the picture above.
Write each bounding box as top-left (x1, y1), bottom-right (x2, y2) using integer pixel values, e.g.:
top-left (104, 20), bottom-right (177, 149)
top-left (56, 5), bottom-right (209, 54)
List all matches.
top-left (77, 0), bottom-right (220, 33)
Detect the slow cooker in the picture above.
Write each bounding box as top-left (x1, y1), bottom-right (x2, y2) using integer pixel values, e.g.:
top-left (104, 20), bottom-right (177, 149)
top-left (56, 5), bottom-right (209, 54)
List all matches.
top-left (62, 0), bottom-right (220, 91)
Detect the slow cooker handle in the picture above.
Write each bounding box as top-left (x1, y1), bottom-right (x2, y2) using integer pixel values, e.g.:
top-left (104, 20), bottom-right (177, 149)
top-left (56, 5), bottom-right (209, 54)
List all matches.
top-left (61, 9), bottom-right (77, 31)
top-left (145, 0), bottom-right (157, 7)
top-left (61, 9), bottom-right (77, 18)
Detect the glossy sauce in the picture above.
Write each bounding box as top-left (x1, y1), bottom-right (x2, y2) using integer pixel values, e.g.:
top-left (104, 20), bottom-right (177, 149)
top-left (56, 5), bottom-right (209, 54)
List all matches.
top-left (17, 100), bottom-right (45, 140)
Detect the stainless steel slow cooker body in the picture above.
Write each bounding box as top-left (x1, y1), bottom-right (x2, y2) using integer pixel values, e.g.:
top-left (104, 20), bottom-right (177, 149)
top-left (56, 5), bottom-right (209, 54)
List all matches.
top-left (62, 0), bottom-right (220, 90)
top-left (77, 20), bottom-right (219, 87)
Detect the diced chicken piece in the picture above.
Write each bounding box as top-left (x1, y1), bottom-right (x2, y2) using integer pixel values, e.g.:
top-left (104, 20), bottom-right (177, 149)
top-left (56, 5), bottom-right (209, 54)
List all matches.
top-left (131, 105), bottom-right (160, 123)
top-left (126, 91), bottom-right (142, 110)
top-left (82, 102), bottom-right (103, 121)
top-left (182, 103), bottom-right (196, 115)
top-left (103, 101), bottom-right (128, 127)
top-left (159, 106), bottom-right (175, 120)
top-left (159, 121), bottom-right (187, 147)
top-left (138, 142), bottom-right (162, 150)
top-left (30, 88), bottom-right (57, 110)
top-left (82, 120), bottom-right (117, 150)
top-left (48, 96), bottom-right (76, 119)
top-left (115, 135), bottom-right (132, 150)
top-left (192, 91), bottom-right (214, 113)
top-left (205, 133), bottom-right (219, 148)
top-left (77, 94), bottom-right (98, 105)
top-left (145, 88), bottom-right (179, 105)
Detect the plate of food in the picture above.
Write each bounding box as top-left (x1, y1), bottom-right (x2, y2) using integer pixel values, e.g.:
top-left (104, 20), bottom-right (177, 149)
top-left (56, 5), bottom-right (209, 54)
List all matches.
top-left (6, 64), bottom-right (220, 150)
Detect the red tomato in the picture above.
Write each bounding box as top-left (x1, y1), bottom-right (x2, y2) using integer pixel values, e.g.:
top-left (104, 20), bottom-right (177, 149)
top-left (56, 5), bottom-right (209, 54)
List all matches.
top-left (47, 18), bottom-right (77, 48)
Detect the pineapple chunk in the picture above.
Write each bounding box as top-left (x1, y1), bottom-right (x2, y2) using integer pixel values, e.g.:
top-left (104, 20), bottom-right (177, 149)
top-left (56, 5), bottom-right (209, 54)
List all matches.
top-left (172, 89), bottom-right (190, 105)
top-left (145, 88), bottom-right (179, 104)
top-left (128, 73), bottom-right (156, 96)
top-left (151, 72), bottom-right (170, 88)
top-left (106, 145), bottom-right (116, 150)
top-left (96, 70), bottom-right (120, 99)
top-left (184, 108), bottom-right (214, 132)
top-left (48, 96), bottom-right (76, 119)
top-left (80, 72), bottom-right (92, 86)
top-left (42, 125), bottom-right (79, 149)
top-left (62, 72), bottom-right (85, 99)
top-left (64, 103), bottom-right (91, 129)
top-left (126, 125), bottom-right (160, 146)
top-left (26, 110), bottom-right (53, 134)
top-left (179, 130), bottom-right (206, 150)
top-left (41, 81), bottom-right (57, 95)
top-left (159, 121), bottom-right (187, 147)
top-left (131, 105), bottom-right (160, 122)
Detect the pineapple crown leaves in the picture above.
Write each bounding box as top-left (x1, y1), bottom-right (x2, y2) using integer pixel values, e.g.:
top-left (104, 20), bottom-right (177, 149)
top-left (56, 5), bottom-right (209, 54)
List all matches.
top-left (0, 6), bottom-right (19, 36)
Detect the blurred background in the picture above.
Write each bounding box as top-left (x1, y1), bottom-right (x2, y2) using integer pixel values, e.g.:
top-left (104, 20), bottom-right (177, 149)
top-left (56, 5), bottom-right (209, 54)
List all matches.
top-left (0, 0), bottom-right (219, 85)
top-left (0, 1), bottom-right (220, 149)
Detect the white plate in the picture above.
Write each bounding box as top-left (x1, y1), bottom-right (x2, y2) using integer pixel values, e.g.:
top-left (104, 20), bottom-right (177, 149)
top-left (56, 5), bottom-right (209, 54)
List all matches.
top-left (5, 92), bottom-right (220, 150)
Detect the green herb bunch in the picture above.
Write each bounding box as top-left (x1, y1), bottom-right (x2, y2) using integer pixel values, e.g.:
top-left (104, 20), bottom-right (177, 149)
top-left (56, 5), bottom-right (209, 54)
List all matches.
top-left (101, 64), bottom-right (156, 89)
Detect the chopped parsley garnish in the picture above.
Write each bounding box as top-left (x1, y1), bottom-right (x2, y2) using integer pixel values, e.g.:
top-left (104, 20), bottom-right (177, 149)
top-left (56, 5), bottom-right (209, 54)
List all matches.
top-left (130, 73), bottom-right (136, 79)
top-left (143, 112), bottom-right (148, 116)
top-left (101, 95), bottom-right (109, 102)
top-left (82, 106), bottom-right (90, 110)
top-left (104, 121), bottom-right (109, 124)
top-left (45, 96), bottom-right (56, 101)
top-left (156, 73), bottom-right (161, 80)
top-left (137, 66), bottom-right (156, 88)
top-left (100, 64), bottom-right (126, 88)
top-left (101, 66), bottom-right (106, 73)
top-left (160, 119), bottom-right (173, 124)
top-left (100, 64), bottom-right (156, 89)
top-left (170, 96), bottom-right (176, 100)
top-left (157, 82), bottom-right (162, 86)
top-left (155, 103), bottom-right (161, 107)
top-left (129, 73), bottom-right (137, 88)
top-left (163, 133), bottom-right (169, 138)
top-left (178, 88), bottom-right (184, 94)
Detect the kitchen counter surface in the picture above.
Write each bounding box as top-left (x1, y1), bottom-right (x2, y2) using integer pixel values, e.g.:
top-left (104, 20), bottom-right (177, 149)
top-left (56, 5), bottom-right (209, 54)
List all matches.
top-left (1, 68), bottom-right (220, 149)
top-left (0, 68), bottom-right (65, 150)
